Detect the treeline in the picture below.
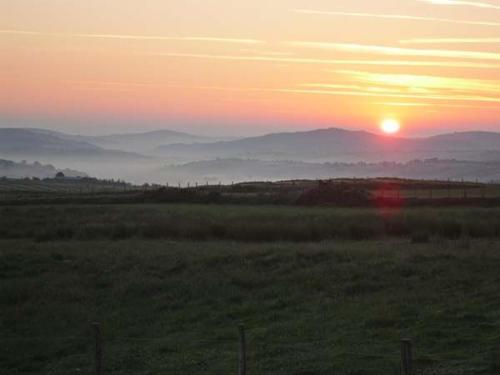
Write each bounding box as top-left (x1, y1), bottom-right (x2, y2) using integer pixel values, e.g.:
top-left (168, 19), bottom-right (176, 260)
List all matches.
top-left (0, 159), bottom-right (86, 179)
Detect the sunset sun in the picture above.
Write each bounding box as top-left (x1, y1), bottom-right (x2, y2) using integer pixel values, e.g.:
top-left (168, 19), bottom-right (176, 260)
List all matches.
top-left (380, 119), bottom-right (401, 135)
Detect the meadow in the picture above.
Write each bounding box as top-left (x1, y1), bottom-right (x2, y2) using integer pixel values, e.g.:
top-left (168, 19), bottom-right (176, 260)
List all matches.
top-left (1, 204), bottom-right (500, 242)
top-left (2, 238), bottom-right (500, 374)
top-left (1, 203), bottom-right (500, 374)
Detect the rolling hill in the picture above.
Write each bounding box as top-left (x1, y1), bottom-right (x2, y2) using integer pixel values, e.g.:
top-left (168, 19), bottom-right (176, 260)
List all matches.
top-left (160, 158), bottom-right (500, 183)
top-left (156, 128), bottom-right (500, 163)
top-left (2, 126), bottom-right (500, 183)
top-left (0, 159), bottom-right (87, 179)
top-left (82, 129), bottom-right (212, 154)
top-left (0, 128), bottom-right (148, 161)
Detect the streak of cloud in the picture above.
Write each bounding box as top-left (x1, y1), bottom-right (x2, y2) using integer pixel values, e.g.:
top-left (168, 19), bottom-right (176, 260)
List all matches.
top-left (288, 41), bottom-right (500, 61)
top-left (274, 87), bottom-right (500, 103)
top-left (401, 37), bottom-right (500, 44)
top-left (416, 0), bottom-right (500, 10)
top-left (338, 69), bottom-right (500, 90)
top-left (291, 9), bottom-right (500, 27)
top-left (0, 30), bottom-right (264, 44)
top-left (376, 101), bottom-right (496, 109)
top-left (157, 52), bottom-right (500, 69)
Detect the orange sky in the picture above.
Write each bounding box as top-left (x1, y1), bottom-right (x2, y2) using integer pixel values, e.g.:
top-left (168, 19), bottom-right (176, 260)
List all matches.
top-left (1, 0), bottom-right (500, 135)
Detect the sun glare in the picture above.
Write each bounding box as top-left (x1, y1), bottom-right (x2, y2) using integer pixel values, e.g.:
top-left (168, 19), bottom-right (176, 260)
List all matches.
top-left (380, 119), bottom-right (401, 134)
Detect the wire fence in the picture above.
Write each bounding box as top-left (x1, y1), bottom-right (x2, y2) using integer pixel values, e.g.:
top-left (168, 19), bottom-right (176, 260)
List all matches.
top-left (2, 324), bottom-right (494, 375)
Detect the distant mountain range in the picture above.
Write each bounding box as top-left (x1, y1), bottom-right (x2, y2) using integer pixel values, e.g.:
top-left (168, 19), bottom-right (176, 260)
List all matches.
top-left (78, 129), bottom-right (212, 154)
top-left (3, 127), bottom-right (499, 163)
top-left (1, 126), bottom-right (499, 183)
top-left (0, 128), bottom-right (146, 161)
top-left (156, 128), bottom-right (500, 163)
top-left (16, 128), bottom-right (210, 154)
top-left (160, 158), bottom-right (500, 184)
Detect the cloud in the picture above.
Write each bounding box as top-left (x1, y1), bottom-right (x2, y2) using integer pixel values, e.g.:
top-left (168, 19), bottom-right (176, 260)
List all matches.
top-left (291, 9), bottom-right (500, 27)
top-left (401, 37), bottom-right (500, 44)
top-left (0, 30), bottom-right (264, 45)
top-left (336, 70), bottom-right (500, 94)
top-left (274, 87), bottom-right (500, 103)
top-left (288, 41), bottom-right (500, 61)
top-left (416, 0), bottom-right (500, 10)
top-left (158, 52), bottom-right (500, 69)
top-left (280, 69), bottom-right (500, 104)
top-left (376, 101), bottom-right (496, 109)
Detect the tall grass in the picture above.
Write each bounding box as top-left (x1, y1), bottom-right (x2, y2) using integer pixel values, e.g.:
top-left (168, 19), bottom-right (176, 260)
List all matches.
top-left (0, 204), bottom-right (499, 242)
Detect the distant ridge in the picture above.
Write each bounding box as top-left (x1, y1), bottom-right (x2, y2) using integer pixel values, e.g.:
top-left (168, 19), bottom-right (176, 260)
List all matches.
top-left (0, 128), bottom-right (147, 161)
top-left (160, 158), bottom-right (500, 183)
top-left (86, 129), bottom-right (213, 153)
top-left (2, 126), bottom-right (499, 183)
top-left (0, 158), bottom-right (87, 179)
top-left (156, 127), bottom-right (500, 162)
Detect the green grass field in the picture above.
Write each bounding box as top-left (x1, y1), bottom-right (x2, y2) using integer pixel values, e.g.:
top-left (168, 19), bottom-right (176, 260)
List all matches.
top-left (2, 238), bottom-right (500, 374)
top-left (1, 203), bottom-right (500, 374)
top-left (1, 177), bottom-right (500, 208)
top-left (1, 204), bottom-right (500, 242)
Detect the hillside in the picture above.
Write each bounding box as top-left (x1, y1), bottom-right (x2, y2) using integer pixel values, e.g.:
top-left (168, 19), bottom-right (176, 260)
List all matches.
top-left (84, 129), bottom-right (212, 154)
top-left (0, 159), bottom-right (87, 179)
top-left (0, 128), bottom-right (148, 161)
top-left (2, 204), bottom-right (500, 374)
top-left (156, 128), bottom-right (500, 163)
top-left (3, 127), bottom-right (500, 184)
top-left (160, 158), bottom-right (500, 183)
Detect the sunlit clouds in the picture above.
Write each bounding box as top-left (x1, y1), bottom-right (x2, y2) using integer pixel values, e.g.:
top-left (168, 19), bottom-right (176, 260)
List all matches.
top-left (415, 0), bottom-right (500, 10)
top-left (291, 9), bottom-right (500, 27)
top-left (0, 30), bottom-right (264, 45)
top-left (153, 52), bottom-right (500, 69)
top-left (288, 42), bottom-right (500, 61)
top-left (401, 38), bottom-right (500, 44)
top-left (1, 0), bottom-right (500, 134)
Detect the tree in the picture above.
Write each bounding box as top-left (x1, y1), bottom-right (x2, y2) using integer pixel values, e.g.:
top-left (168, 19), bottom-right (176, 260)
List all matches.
top-left (55, 172), bottom-right (65, 178)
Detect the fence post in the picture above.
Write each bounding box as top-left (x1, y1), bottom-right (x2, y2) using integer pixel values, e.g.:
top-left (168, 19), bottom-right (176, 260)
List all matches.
top-left (93, 322), bottom-right (102, 375)
top-left (401, 338), bottom-right (413, 375)
top-left (238, 324), bottom-right (247, 375)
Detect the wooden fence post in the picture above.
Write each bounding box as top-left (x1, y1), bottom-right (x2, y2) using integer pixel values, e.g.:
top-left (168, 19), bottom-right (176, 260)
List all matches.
top-left (93, 322), bottom-right (102, 375)
top-left (238, 324), bottom-right (247, 375)
top-left (401, 338), bottom-right (413, 375)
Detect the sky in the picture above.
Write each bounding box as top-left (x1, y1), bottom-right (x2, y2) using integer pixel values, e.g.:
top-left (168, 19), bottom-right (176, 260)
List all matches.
top-left (1, 0), bottom-right (500, 136)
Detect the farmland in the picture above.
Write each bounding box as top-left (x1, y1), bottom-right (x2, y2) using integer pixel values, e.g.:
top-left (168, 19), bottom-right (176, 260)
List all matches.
top-left (2, 238), bottom-right (500, 374)
top-left (1, 179), bottom-right (500, 374)
top-left (1, 177), bottom-right (500, 207)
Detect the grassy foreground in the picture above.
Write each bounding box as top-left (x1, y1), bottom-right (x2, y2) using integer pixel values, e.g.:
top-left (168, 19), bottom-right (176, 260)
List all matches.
top-left (1, 204), bottom-right (500, 242)
top-left (2, 238), bottom-right (500, 374)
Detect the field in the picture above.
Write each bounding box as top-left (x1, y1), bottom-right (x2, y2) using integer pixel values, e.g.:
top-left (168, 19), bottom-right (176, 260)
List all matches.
top-left (0, 177), bottom-right (133, 193)
top-left (1, 177), bottom-right (500, 207)
top-left (1, 204), bottom-right (500, 242)
top-left (1, 203), bottom-right (500, 374)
